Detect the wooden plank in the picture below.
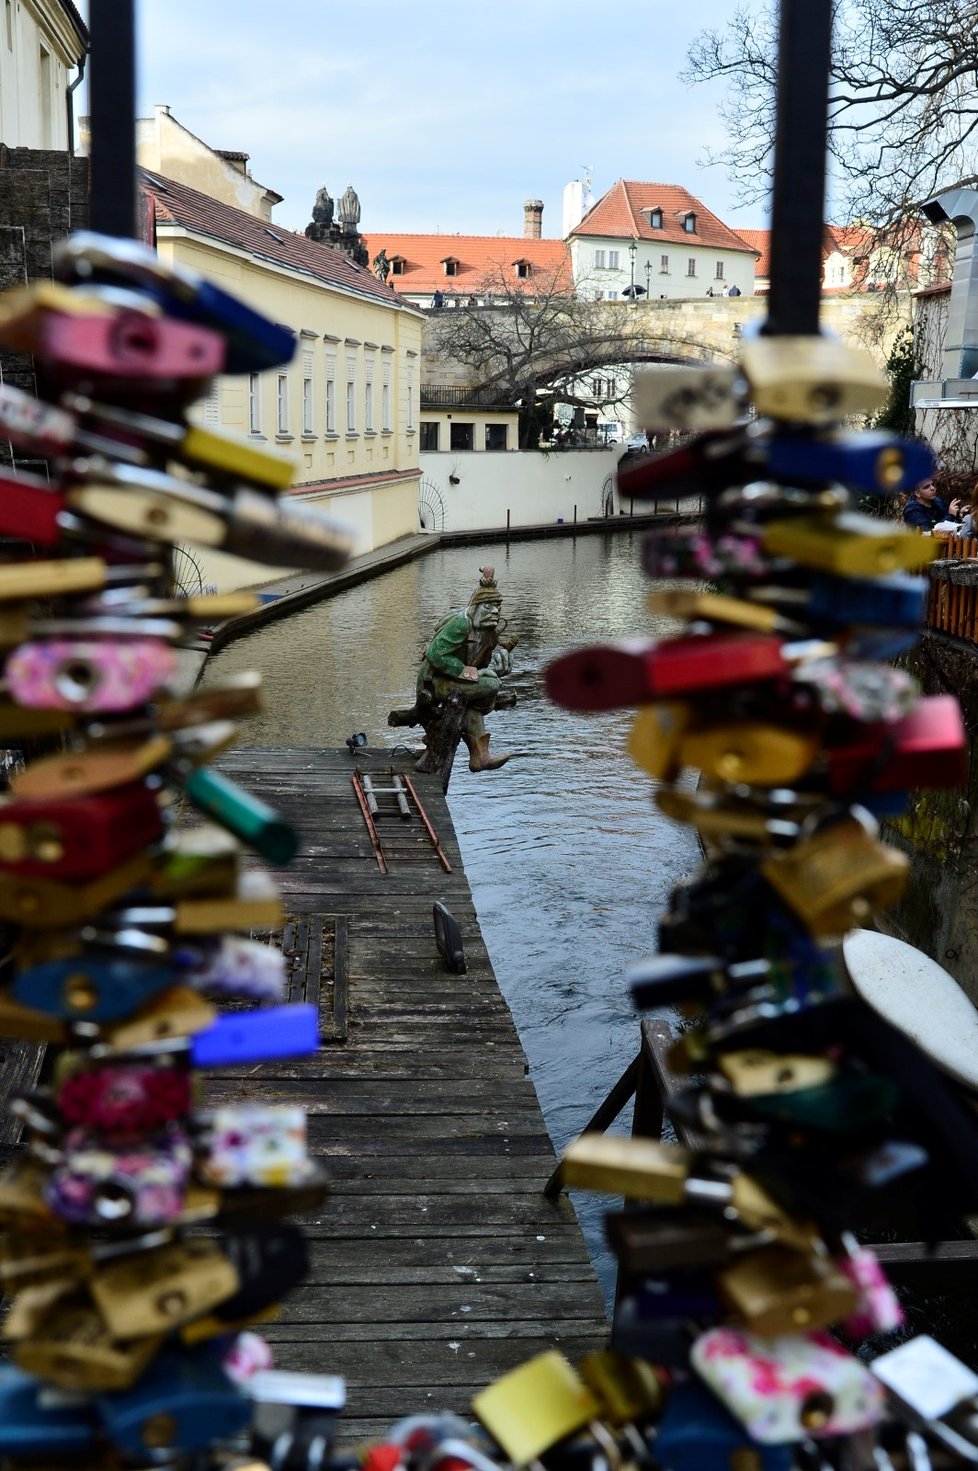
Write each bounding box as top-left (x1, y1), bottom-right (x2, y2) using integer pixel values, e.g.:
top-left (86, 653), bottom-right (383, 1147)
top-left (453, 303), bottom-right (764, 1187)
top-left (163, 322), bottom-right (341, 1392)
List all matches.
top-left (334, 915), bottom-right (349, 1041)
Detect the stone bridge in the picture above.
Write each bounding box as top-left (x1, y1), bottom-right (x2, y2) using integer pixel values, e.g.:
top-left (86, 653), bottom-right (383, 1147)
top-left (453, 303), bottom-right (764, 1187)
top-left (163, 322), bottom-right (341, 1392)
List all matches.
top-left (423, 290), bottom-right (910, 391)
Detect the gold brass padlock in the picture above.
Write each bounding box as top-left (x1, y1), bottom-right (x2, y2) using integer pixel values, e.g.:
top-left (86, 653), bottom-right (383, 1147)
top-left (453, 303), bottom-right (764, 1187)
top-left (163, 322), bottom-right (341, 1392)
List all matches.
top-left (762, 513), bottom-right (936, 578)
top-left (0, 988), bottom-right (69, 1043)
top-left (679, 720), bottom-right (821, 787)
top-left (647, 589), bottom-right (799, 636)
top-left (0, 1157), bottom-right (63, 1229)
top-left (739, 336), bottom-right (887, 424)
top-left (103, 986), bottom-right (216, 1049)
top-left (0, 555), bottom-right (107, 602)
top-left (656, 786), bottom-right (802, 846)
top-left (10, 735), bottom-right (173, 799)
top-left (0, 1231), bottom-right (91, 1290)
top-left (715, 1245), bottom-right (857, 1337)
top-left (578, 1349), bottom-right (665, 1446)
top-left (472, 1351), bottom-right (604, 1467)
top-left (0, 851), bottom-right (153, 928)
top-left (717, 1049), bottom-right (837, 1097)
top-left (0, 701), bottom-right (77, 739)
top-left (173, 870), bottom-right (283, 933)
top-left (180, 1301), bottom-right (280, 1345)
top-left (89, 1238), bottom-right (239, 1338)
top-left (627, 703), bottom-right (692, 782)
top-left (149, 827), bottom-right (241, 899)
top-left (12, 1291), bottom-right (164, 1392)
top-left (761, 818), bottom-right (909, 934)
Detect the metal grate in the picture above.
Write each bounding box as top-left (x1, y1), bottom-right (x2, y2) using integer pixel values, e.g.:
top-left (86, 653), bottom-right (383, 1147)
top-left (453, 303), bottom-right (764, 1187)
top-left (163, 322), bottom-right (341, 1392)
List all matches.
top-left (251, 913), bottom-right (348, 1042)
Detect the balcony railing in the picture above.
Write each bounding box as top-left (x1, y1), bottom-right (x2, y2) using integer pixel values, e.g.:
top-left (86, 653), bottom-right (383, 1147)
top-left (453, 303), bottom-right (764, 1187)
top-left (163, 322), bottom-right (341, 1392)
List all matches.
top-left (927, 534), bottom-right (978, 644)
top-left (420, 385), bottom-right (516, 410)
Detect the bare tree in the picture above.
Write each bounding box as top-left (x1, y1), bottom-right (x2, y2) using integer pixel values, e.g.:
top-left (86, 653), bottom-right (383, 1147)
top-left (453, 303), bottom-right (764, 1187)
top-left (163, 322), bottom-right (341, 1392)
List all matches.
top-left (425, 259), bottom-right (638, 449)
top-left (683, 1), bottom-right (978, 235)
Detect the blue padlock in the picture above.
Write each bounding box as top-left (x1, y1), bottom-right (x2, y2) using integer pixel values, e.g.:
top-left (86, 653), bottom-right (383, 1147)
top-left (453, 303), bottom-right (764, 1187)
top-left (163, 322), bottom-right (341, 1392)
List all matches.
top-left (95, 1346), bottom-right (250, 1455)
top-left (0, 1365), bottom-right (98, 1455)
top-left (190, 1003), bottom-right (319, 1067)
top-left (766, 429), bottom-right (933, 496)
top-left (808, 571), bottom-right (928, 627)
top-left (12, 953), bottom-right (175, 1021)
top-left (654, 1381), bottom-right (793, 1471)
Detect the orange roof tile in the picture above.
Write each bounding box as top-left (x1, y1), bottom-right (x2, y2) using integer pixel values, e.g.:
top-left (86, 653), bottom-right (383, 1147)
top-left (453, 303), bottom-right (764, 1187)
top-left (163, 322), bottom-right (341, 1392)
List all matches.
top-left (360, 233), bottom-right (573, 296)
top-left (140, 169), bottom-right (417, 311)
top-left (570, 180), bottom-right (758, 254)
top-left (735, 228), bottom-right (770, 277)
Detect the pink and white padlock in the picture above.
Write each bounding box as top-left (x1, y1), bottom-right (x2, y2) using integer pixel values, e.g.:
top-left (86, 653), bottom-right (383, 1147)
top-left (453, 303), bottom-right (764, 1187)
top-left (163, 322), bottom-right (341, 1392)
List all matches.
top-left (200, 1104), bottom-right (312, 1189)
top-left (838, 1238), bottom-right (904, 1336)
top-left (6, 638), bottom-right (176, 712)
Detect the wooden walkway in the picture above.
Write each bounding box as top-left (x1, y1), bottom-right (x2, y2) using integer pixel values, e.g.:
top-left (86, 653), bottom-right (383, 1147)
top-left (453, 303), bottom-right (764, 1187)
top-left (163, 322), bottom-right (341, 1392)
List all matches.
top-left (203, 747), bottom-right (609, 1445)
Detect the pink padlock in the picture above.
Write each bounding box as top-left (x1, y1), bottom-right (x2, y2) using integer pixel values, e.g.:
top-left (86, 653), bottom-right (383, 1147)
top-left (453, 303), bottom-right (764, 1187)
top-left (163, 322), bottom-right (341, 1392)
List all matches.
top-left (6, 638), bottom-right (175, 712)
top-left (838, 1239), bottom-right (904, 1336)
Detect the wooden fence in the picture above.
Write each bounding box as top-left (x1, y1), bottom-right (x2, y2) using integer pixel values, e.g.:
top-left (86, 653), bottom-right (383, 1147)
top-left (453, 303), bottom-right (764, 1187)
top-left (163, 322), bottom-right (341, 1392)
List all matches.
top-left (927, 534), bottom-right (978, 645)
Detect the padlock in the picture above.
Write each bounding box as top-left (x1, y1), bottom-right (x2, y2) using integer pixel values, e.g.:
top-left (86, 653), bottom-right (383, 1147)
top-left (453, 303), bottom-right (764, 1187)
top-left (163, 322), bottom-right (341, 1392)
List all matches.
top-left (211, 1161), bottom-right (330, 1227)
top-left (471, 1351), bottom-right (607, 1468)
top-left (836, 1235), bottom-right (904, 1337)
top-left (0, 850), bottom-right (153, 928)
top-left (56, 1058), bottom-right (192, 1137)
top-left (545, 632), bottom-right (788, 712)
top-left (182, 934), bottom-right (287, 1002)
top-left (646, 588), bottom-right (805, 636)
top-left (0, 784), bottom-right (162, 880)
top-left (716, 1050), bottom-right (837, 1098)
top-left (793, 654), bottom-right (918, 724)
top-left (55, 230), bottom-right (296, 373)
top-left (90, 1001), bottom-right (318, 1068)
top-left (10, 1285), bottom-right (165, 1392)
top-left (66, 392), bottom-right (297, 491)
top-left (6, 637), bottom-right (176, 712)
top-left (0, 375), bottom-right (77, 457)
top-left (577, 1349), bottom-right (665, 1459)
top-left (633, 364), bottom-right (744, 432)
top-left (0, 279), bottom-right (139, 347)
top-left (827, 694), bottom-right (966, 797)
top-left (604, 1208), bottom-right (740, 1274)
top-left (0, 989), bottom-right (69, 1043)
top-left (199, 1104), bottom-right (312, 1188)
top-left (99, 985), bottom-right (216, 1049)
top-left (761, 816), bottom-right (908, 935)
top-left (85, 669), bottom-right (264, 743)
top-left (692, 1326), bottom-right (885, 1442)
top-left (148, 824), bottom-right (242, 899)
top-left (753, 570), bottom-right (929, 629)
top-left (618, 428), bottom-right (750, 501)
top-left (725, 1065), bottom-right (900, 1135)
top-left (10, 734), bottom-right (174, 799)
top-left (655, 786), bottom-right (804, 847)
top-left (89, 1236), bottom-right (239, 1338)
top-left (31, 306), bottom-right (225, 390)
top-left (679, 719), bottom-right (822, 787)
top-left (0, 470), bottom-right (65, 544)
top-left (0, 555), bottom-right (108, 604)
top-left (654, 1380), bottom-right (793, 1471)
top-left (0, 1362), bottom-right (99, 1457)
top-left (12, 942), bottom-right (174, 1022)
top-left (626, 701), bottom-right (692, 781)
top-left (84, 591), bottom-right (259, 626)
top-left (210, 1223), bottom-right (309, 1323)
top-left (44, 1124), bottom-right (193, 1226)
top-left (183, 766), bottom-right (298, 864)
top-left (763, 428), bottom-right (933, 495)
top-left (644, 527), bottom-right (769, 582)
top-left (610, 1293), bottom-right (699, 1368)
top-left (739, 335), bottom-right (887, 424)
top-left (0, 700), bottom-right (77, 739)
top-left (628, 952), bottom-right (772, 1012)
top-left (762, 512), bottom-right (936, 577)
top-left (94, 1343), bottom-right (251, 1453)
top-left (870, 1336), bottom-right (978, 1465)
top-left (715, 1245), bottom-right (857, 1337)
top-left (0, 1156), bottom-right (64, 1229)
top-left (105, 868), bottom-right (284, 936)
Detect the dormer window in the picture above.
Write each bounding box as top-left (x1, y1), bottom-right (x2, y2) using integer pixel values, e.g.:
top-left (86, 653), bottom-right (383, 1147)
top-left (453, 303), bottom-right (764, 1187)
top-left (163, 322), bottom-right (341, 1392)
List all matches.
top-left (390, 255), bottom-right (406, 276)
top-left (442, 257), bottom-right (460, 277)
top-left (513, 259), bottom-right (533, 279)
top-left (683, 212), bottom-right (697, 234)
top-left (645, 207), bottom-right (664, 229)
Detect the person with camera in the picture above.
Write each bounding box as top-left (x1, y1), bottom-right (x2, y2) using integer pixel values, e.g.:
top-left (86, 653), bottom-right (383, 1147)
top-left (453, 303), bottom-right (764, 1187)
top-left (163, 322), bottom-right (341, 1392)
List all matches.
top-left (902, 476), bottom-right (965, 531)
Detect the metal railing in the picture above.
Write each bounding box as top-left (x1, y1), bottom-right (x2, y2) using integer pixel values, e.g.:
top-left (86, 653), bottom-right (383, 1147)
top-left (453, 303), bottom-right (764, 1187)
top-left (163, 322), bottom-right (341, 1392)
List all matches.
top-left (420, 385), bottom-right (515, 410)
top-left (927, 534), bottom-right (978, 644)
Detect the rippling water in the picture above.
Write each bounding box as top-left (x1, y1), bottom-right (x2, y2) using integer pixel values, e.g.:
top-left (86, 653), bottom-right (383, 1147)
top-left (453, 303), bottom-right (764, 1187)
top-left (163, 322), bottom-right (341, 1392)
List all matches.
top-left (201, 532), bottom-right (700, 1301)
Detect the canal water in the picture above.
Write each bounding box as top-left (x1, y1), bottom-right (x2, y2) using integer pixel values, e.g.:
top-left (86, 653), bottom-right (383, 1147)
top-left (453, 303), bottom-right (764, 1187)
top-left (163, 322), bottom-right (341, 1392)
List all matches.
top-left (200, 532), bottom-right (700, 1303)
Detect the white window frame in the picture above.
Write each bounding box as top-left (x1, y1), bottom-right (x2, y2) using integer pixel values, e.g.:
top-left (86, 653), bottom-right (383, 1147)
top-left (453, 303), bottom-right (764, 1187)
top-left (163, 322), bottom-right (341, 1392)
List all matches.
top-left (687, 258), bottom-right (696, 277)
top-left (248, 373), bottom-right (261, 435)
top-left (406, 361), bottom-right (415, 431)
top-left (346, 351), bottom-right (357, 433)
top-left (593, 248), bottom-right (606, 268)
top-left (660, 255), bottom-right (669, 274)
top-left (302, 349), bottom-right (314, 435)
top-left (382, 355), bottom-right (392, 431)
top-left (608, 249), bottom-right (620, 269)
top-left (276, 373), bottom-right (289, 436)
top-left (364, 353), bottom-right (375, 433)
top-left (325, 350), bottom-right (336, 434)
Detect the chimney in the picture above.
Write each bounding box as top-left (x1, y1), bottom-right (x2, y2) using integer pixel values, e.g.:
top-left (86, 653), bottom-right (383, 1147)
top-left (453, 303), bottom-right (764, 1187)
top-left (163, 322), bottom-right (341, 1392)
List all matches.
top-left (923, 185), bottom-right (978, 378)
top-left (524, 199), bottom-right (543, 239)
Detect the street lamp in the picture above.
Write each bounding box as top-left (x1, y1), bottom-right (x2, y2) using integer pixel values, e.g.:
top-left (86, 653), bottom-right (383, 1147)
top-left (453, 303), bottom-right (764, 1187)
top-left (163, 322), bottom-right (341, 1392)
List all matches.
top-left (644, 258), bottom-right (652, 301)
top-left (628, 238), bottom-right (638, 305)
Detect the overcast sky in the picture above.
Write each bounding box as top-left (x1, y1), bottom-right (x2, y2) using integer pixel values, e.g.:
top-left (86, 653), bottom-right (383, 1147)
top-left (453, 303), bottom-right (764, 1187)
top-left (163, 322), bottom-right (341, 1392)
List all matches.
top-left (80, 0), bottom-right (770, 239)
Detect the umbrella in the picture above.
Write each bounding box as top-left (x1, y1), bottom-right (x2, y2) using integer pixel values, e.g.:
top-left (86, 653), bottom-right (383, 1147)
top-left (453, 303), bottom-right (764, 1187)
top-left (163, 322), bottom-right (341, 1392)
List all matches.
top-left (620, 284), bottom-right (647, 298)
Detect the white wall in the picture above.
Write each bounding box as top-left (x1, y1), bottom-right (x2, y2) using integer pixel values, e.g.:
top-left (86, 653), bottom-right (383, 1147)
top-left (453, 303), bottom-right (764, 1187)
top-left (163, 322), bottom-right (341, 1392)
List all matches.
top-left (420, 448), bottom-right (628, 531)
top-left (0, 0), bottom-right (83, 149)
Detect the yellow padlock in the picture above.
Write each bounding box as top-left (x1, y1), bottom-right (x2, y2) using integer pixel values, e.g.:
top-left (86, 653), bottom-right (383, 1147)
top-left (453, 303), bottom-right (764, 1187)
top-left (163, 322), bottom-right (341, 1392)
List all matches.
top-left (679, 720), bottom-right (821, 787)
top-left (89, 1238), bottom-right (239, 1339)
top-left (647, 589), bottom-right (800, 636)
top-left (627, 702), bottom-right (691, 781)
top-left (739, 336), bottom-right (887, 424)
top-left (717, 1049), bottom-right (837, 1097)
top-left (13, 1293), bottom-right (164, 1392)
top-left (716, 1245), bottom-right (857, 1337)
top-left (103, 986), bottom-right (216, 1050)
top-left (761, 818), bottom-right (908, 934)
top-left (472, 1351), bottom-right (603, 1467)
top-left (762, 513), bottom-right (936, 578)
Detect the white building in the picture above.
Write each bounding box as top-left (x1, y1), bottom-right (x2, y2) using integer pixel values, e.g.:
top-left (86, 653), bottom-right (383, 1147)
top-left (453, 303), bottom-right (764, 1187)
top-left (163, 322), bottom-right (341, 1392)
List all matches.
top-left (0, 0), bottom-right (87, 150)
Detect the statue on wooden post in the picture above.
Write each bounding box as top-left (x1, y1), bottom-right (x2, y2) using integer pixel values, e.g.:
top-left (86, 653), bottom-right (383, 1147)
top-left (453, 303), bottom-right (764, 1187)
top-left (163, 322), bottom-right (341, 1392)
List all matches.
top-left (389, 566), bottom-right (518, 788)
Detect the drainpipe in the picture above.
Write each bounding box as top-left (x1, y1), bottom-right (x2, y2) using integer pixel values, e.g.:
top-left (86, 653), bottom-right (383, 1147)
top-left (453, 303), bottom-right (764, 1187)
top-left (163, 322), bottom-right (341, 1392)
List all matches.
top-left (922, 186), bottom-right (978, 380)
top-left (66, 48), bottom-right (87, 161)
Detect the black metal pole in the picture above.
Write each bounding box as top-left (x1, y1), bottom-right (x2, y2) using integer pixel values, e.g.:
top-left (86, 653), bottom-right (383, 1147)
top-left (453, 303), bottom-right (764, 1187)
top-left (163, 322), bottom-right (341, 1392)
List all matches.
top-left (764, 0), bottom-right (833, 337)
top-left (87, 0), bottom-right (137, 237)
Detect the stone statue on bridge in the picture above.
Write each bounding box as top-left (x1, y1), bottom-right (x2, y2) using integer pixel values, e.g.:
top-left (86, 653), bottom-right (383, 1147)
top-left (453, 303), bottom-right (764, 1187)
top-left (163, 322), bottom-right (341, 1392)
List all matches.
top-left (389, 566), bottom-right (518, 790)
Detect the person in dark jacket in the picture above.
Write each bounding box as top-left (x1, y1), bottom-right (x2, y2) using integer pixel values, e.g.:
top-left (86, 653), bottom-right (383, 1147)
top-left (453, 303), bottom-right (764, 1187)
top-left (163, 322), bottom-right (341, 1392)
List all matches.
top-left (902, 477), bottom-right (963, 530)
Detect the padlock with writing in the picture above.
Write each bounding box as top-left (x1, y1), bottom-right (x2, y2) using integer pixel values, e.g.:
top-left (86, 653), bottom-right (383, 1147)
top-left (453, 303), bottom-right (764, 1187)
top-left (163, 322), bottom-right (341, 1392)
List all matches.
top-left (6, 636), bottom-right (177, 712)
top-left (738, 335), bottom-right (887, 424)
top-left (89, 1236), bottom-right (239, 1339)
top-left (11, 1294), bottom-right (165, 1393)
top-left (55, 1057), bottom-right (192, 1137)
top-left (198, 1104), bottom-right (312, 1189)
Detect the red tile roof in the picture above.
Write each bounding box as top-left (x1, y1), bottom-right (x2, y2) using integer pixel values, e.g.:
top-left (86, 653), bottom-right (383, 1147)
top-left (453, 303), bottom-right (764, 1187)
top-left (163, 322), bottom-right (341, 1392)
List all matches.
top-left (570, 180), bottom-right (758, 255)
top-left (139, 169), bottom-right (419, 312)
top-left (360, 233), bottom-right (573, 296)
top-left (736, 228), bottom-right (770, 277)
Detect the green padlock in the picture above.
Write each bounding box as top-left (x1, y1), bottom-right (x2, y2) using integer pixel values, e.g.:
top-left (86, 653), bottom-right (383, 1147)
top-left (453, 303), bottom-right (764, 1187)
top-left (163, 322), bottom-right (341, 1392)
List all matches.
top-left (183, 767), bottom-right (298, 865)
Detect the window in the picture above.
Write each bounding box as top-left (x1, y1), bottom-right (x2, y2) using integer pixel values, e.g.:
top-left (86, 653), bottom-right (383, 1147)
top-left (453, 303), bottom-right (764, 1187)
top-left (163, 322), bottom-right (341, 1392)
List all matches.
top-left (443, 258), bottom-right (459, 276)
top-left (485, 424), bottom-right (508, 451)
top-left (715, 261), bottom-right (725, 280)
top-left (687, 258), bottom-right (697, 277)
top-left (593, 249), bottom-right (606, 268)
top-left (450, 422), bottom-right (474, 451)
top-left (364, 354), bottom-right (375, 432)
top-left (200, 382), bottom-right (219, 427)
top-left (608, 249), bottom-right (620, 269)
top-left (325, 352), bottom-right (336, 434)
top-left (515, 260), bottom-right (532, 279)
top-left (38, 46), bottom-right (52, 147)
top-left (391, 257), bottom-right (406, 275)
top-left (649, 208), bottom-right (663, 229)
top-left (591, 377), bottom-right (602, 397)
top-left (382, 355), bottom-right (392, 431)
top-left (4, 0), bottom-right (13, 50)
top-left (276, 374), bottom-right (289, 435)
top-left (248, 373), bottom-right (261, 434)
top-left (302, 349), bottom-right (314, 434)
top-left (660, 255), bottom-right (669, 273)
top-left (604, 289), bottom-right (618, 299)
top-left (683, 212), bottom-right (697, 234)
top-left (346, 351), bottom-right (357, 432)
top-left (420, 422), bottom-right (439, 451)
top-left (406, 363), bottom-right (415, 431)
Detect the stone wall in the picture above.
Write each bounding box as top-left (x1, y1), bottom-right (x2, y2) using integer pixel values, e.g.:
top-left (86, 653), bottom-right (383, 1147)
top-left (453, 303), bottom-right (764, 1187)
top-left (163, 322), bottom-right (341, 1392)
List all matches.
top-left (0, 144), bottom-right (88, 471)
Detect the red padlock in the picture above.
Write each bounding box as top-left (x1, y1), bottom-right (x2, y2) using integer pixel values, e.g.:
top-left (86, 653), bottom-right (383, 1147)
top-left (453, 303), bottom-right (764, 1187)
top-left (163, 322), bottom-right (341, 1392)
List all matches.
top-left (827, 694), bottom-right (966, 796)
top-left (0, 469), bottom-right (65, 545)
top-left (545, 633), bottom-right (788, 712)
top-left (37, 312), bottom-right (225, 387)
top-left (0, 783), bottom-right (163, 880)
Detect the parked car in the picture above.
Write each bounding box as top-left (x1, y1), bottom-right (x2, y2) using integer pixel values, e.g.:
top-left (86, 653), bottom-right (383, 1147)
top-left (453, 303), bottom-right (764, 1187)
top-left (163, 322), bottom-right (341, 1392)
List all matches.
top-left (625, 433), bottom-right (649, 452)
